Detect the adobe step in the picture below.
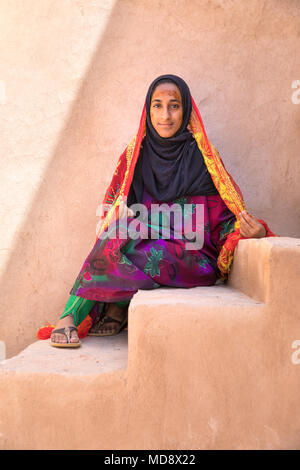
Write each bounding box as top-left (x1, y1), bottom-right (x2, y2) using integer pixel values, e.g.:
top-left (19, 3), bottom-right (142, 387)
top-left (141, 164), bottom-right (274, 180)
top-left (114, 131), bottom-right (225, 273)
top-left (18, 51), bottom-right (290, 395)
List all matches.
top-left (0, 331), bottom-right (128, 376)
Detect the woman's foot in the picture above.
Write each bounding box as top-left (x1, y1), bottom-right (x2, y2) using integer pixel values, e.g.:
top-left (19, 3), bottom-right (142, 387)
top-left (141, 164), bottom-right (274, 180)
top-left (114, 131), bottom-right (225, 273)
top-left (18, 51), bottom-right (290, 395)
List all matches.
top-left (89, 303), bottom-right (128, 336)
top-left (50, 314), bottom-right (79, 345)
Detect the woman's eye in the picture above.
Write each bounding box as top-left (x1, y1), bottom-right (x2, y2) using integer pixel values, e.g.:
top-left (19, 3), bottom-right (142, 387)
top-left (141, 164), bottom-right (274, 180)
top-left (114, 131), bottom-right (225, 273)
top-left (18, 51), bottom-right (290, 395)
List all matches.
top-left (152, 103), bottom-right (180, 109)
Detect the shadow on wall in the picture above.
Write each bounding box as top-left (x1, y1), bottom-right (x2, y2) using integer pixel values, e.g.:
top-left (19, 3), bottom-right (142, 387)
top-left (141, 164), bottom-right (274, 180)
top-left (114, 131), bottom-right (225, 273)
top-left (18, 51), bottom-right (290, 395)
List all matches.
top-left (1, 0), bottom-right (300, 358)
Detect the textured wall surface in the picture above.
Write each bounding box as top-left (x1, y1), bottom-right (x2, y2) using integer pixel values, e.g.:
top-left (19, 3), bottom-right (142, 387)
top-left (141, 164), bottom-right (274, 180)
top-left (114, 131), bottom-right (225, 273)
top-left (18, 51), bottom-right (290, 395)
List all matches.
top-left (0, 0), bottom-right (299, 357)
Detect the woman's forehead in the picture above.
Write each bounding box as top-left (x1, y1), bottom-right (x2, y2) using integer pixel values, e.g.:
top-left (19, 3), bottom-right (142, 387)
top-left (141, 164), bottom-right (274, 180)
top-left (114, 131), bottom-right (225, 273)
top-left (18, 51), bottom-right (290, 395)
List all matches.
top-left (151, 82), bottom-right (182, 100)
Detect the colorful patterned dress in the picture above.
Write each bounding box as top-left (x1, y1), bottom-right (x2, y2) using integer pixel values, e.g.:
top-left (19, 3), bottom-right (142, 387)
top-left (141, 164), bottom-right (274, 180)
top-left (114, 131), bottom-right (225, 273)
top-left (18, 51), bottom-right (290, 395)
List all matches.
top-left (60, 187), bottom-right (236, 327)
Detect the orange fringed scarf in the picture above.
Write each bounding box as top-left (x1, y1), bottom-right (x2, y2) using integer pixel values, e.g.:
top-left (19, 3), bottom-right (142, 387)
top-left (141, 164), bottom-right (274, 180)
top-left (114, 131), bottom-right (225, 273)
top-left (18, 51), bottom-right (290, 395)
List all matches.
top-left (97, 98), bottom-right (276, 279)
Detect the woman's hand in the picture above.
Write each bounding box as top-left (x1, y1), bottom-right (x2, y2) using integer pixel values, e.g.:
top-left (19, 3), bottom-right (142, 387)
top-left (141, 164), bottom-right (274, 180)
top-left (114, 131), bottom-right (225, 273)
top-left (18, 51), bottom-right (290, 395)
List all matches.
top-left (239, 210), bottom-right (266, 238)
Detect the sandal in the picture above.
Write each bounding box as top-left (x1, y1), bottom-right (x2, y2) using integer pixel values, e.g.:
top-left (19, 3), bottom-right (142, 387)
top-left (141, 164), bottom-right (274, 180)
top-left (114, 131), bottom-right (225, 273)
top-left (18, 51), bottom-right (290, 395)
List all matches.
top-left (50, 326), bottom-right (81, 348)
top-left (88, 313), bottom-right (128, 337)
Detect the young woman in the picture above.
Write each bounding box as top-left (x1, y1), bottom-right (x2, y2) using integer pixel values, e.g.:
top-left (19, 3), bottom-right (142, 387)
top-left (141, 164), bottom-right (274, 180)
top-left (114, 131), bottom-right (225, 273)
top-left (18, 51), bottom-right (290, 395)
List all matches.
top-left (47, 74), bottom-right (275, 348)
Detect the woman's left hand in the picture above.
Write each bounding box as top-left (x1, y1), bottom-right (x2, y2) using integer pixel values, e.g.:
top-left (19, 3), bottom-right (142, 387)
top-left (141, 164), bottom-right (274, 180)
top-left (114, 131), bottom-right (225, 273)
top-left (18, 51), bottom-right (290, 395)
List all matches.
top-left (239, 211), bottom-right (266, 238)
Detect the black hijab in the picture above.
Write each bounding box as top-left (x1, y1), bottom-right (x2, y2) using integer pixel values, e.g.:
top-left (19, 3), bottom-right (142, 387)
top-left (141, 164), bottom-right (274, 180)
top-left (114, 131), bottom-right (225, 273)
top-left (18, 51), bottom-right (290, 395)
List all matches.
top-left (127, 74), bottom-right (218, 206)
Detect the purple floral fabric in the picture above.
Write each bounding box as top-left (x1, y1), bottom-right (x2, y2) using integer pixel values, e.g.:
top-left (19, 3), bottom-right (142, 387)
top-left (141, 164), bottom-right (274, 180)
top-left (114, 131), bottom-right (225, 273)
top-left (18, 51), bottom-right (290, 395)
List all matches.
top-left (69, 188), bottom-right (236, 304)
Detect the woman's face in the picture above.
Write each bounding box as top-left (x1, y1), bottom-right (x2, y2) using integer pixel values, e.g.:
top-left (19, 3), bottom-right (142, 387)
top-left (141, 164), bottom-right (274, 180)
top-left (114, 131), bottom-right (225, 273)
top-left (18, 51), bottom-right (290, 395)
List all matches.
top-left (150, 82), bottom-right (183, 138)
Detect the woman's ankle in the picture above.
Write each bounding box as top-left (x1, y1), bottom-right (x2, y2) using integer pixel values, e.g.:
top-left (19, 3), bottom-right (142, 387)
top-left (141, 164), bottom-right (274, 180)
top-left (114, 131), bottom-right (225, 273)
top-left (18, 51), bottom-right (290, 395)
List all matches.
top-left (57, 314), bottom-right (75, 325)
top-left (106, 302), bottom-right (127, 320)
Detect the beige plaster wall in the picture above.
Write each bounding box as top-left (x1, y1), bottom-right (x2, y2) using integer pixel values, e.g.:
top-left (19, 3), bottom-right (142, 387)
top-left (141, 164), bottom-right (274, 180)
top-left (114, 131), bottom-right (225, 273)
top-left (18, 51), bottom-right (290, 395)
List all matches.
top-left (0, 0), bottom-right (300, 358)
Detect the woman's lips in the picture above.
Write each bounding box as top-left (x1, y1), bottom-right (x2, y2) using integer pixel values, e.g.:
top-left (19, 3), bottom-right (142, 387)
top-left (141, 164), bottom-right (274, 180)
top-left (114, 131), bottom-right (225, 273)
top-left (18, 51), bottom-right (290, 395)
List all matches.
top-left (158, 123), bottom-right (173, 126)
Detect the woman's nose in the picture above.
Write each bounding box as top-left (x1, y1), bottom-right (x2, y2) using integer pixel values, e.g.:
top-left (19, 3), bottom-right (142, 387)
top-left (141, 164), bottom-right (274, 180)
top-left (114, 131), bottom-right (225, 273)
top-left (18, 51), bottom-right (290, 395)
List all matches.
top-left (161, 106), bottom-right (170, 120)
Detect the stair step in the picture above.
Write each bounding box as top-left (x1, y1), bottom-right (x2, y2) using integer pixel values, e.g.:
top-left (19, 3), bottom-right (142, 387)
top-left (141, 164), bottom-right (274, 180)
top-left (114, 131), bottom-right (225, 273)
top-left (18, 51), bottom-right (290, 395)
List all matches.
top-left (1, 238), bottom-right (300, 449)
top-left (132, 284), bottom-right (264, 309)
top-left (0, 331), bottom-right (128, 376)
top-left (1, 285), bottom-right (261, 376)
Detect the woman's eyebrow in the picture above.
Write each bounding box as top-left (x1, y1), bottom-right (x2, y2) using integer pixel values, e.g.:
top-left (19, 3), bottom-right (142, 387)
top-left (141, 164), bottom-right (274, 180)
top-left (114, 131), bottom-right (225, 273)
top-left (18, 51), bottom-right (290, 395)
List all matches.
top-left (152, 98), bottom-right (181, 102)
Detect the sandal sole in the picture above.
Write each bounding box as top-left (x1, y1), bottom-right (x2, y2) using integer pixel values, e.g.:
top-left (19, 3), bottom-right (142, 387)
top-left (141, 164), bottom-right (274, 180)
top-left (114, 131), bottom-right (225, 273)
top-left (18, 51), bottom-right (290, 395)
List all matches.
top-left (50, 342), bottom-right (81, 348)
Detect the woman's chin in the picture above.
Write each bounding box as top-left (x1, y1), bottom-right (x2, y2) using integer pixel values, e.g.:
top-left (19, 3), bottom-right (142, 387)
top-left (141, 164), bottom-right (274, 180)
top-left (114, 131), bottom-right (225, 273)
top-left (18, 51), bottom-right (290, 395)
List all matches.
top-left (157, 129), bottom-right (176, 138)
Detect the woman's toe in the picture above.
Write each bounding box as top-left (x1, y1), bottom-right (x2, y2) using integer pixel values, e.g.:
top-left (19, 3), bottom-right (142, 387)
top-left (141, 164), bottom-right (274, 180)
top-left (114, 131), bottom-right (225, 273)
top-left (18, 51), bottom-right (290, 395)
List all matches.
top-left (52, 333), bottom-right (66, 343)
top-left (52, 334), bottom-right (59, 343)
top-left (70, 332), bottom-right (79, 343)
